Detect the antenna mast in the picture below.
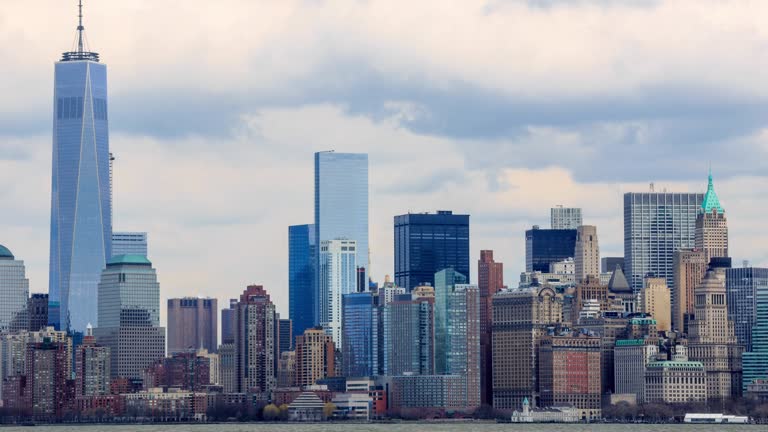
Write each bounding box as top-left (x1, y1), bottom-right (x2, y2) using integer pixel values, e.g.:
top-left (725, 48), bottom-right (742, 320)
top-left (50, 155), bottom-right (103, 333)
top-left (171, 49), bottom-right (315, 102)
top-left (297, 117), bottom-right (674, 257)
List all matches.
top-left (62, 0), bottom-right (99, 62)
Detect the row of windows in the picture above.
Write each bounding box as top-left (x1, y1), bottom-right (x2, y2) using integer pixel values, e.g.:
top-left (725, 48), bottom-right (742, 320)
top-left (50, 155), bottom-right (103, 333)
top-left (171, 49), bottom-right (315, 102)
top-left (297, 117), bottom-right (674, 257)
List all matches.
top-left (56, 97), bottom-right (107, 120)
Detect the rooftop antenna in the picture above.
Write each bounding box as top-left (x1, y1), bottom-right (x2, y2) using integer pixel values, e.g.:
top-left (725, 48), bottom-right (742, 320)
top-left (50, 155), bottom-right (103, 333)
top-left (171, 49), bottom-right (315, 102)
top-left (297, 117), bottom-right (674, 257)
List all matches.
top-left (77, 0), bottom-right (84, 53)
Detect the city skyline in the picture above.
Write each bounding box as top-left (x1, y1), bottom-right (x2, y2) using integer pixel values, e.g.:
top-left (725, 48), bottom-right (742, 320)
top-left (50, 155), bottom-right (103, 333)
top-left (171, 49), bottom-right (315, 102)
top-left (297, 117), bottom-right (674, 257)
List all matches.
top-left (1, 1), bottom-right (768, 326)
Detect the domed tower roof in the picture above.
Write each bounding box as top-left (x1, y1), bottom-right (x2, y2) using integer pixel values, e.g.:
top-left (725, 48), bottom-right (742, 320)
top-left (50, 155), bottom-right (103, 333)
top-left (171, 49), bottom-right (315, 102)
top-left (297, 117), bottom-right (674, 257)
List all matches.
top-left (0, 244), bottom-right (14, 259)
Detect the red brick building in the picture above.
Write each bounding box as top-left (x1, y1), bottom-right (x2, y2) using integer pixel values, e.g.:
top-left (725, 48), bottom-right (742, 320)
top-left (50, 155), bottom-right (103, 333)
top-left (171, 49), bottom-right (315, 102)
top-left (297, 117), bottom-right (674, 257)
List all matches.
top-left (539, 333), bottom-right (601, 420)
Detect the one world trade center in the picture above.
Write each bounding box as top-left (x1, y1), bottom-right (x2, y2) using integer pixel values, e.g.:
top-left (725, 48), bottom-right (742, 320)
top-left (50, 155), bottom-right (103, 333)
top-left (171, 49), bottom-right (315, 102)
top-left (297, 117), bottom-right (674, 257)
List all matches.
top-left (49, 1), bottom-right (112, 333)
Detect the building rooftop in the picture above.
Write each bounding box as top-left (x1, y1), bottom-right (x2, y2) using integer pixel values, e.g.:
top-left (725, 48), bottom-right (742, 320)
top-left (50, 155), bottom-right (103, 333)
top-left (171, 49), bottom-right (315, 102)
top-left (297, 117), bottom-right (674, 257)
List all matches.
top-left (701, 171), bottom-right (725, 214)
top-left (608, 265), bottom-right (631, 293)
top-left (107, 254), bottom-right (151, 266)
top-left (0, 244), bottom-right (13, 259)
top-left (647, 360), bottom-right (704, 369)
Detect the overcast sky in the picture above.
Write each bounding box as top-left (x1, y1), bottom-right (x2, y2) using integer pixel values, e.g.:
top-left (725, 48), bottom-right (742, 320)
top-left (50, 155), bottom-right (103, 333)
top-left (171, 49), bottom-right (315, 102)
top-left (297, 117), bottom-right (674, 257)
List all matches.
top-left (1, 0), bottom-right (767, 324)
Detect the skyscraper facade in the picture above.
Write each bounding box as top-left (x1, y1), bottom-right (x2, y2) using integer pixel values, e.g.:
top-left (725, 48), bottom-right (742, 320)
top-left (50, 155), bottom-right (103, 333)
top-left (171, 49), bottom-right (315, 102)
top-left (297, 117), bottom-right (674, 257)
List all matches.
top-left (318, 239), bottom-right (357, 348)
top-left (641, 276), bottom-right (671, 333)
top-left (49, 13), bottom-right (112, 332)
top-left (624, 192), bottom-right (704, 293)
top-left (478, 250), bottom-right (503, 405)
top-left (695, 173), bottom-right (728, 264)
top-left (743, 270), bottom-right (768, 390)
top-left (314, 151), bottom-right (369, 290)
top-left (434, 268), bottom-right (468, 374)
top-left (394, 211), bottom-right (470, 291)
top-left (220, 299), bottom-right (237, 344)
top-left (295, 328), bottom-right (335, 387)
top-left (574, 225), bottom-right (600, 283)
top-left (672, 249), bottom-right (708, 333)
top-left (688, 267), bottom-right (743, 399)
top-left (342, 292), bottom-right (378, 378)
top-left (235, 285), bottom-right (276, 397)
top-left (539, 334), bottom-right (602, 420)
top-left (492, 286), bottom-right (563, 410)
top-left (289, 224), bottom-right (315, 338)
top-left (94, 255), bottom-right (165, 380)
top-left (726, 267), bottom-right (768, 351)
top-left (111, 232), bottom-right (148, 256)
top-left (0, 245), bottom-right (29, 333)
top-left (75, 327), bottom-right (111, 397)
top-left (28, 293), bottom-right (49, 332)
top-left (446, 284), bottom-right (481, 410)
top-left (383, 289), bottom-right (436, 376)
top-left (550, 206), bottom-right (582, 230)
top-left (167, 297), bottom-right (218, 354)
top-left (525, 227), bottom-right (577, 273)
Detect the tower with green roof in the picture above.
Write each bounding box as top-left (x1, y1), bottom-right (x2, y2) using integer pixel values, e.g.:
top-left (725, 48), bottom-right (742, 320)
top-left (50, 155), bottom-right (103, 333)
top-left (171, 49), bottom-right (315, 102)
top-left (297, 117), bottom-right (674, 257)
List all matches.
top-left (0, 244), bottom-right (29, 333)
top-left (695, 170), bottom-right (728, 264)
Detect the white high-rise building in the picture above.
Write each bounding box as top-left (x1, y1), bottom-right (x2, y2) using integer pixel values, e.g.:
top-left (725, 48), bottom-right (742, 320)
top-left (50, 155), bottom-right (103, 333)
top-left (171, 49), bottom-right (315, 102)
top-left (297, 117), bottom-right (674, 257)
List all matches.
top-left (319, 239), bottom-right (357, 348)
top-left (575, 226), bottom-right (600, 284)
top-left (111, 232), bottom-right (148, 257)
top-left (551, 206), bottom-right (582, 230)
top-left (0, 245), bottom-right (29, 333)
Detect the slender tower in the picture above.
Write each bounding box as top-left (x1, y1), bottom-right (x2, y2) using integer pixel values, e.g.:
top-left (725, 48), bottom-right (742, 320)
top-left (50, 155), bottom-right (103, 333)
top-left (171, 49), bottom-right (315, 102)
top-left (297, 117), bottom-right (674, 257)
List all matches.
top-left (695, 169), bottom-right (728, 264)
top-left (49, 0), bottom-right (112, 332)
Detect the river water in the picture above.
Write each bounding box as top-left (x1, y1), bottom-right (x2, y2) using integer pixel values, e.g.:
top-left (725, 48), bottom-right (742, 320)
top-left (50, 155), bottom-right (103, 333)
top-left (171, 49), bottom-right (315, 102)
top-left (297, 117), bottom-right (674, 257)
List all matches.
top-left (2, 424), bottom-right (762, 432)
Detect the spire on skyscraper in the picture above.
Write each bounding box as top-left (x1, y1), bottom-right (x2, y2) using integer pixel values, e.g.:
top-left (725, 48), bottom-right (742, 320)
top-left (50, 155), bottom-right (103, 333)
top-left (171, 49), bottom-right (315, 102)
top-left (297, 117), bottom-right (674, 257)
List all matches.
top-left (62, 0), bottom-right (99, 62)
top-left (701, 169), bottom-right (724, 214)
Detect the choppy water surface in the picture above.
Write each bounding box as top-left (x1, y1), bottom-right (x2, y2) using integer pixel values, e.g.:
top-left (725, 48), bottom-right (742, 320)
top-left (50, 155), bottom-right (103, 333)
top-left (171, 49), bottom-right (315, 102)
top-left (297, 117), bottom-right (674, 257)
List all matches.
top-left (2, 424), bottom-right (763, 432)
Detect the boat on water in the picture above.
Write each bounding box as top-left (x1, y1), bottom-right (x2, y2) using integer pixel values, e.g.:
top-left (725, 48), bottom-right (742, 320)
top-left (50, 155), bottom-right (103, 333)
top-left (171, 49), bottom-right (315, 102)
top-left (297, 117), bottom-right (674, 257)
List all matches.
top-left (683, 413), bottom-right (749, 424)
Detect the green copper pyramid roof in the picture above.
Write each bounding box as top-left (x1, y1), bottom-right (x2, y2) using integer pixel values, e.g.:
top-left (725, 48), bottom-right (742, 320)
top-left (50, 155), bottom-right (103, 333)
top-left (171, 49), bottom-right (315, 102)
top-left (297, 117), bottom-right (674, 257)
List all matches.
top-left (701, 171), bottom-right (724, 214)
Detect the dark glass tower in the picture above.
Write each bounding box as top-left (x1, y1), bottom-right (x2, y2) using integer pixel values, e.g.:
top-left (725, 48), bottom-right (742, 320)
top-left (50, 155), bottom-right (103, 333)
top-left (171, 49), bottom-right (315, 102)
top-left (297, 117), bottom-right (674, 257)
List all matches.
top-left (394, 211), bottom-right (470, 291)
top-left (342, 292), bottom-right (377, 377)
top-left (524, 226), bottom-right (576, 273)
top-left (49, 2), bottom-right (111, 332)
top-left (289, 224), bottom-right (315, 339)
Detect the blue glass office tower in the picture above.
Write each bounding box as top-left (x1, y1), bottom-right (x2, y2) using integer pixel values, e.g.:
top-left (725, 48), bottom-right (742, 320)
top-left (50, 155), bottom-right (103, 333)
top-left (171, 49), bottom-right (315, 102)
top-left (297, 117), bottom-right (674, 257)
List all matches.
top-left (49, 7), bottom-right (111, 332)
top-left (394, 211), bottom-right (470, 291)
top-left (342, 292), bottom-right (378, 377)
top-left (314, 152), bottom-right (369, 291)
top-left (289, 224), bottom-right (315, 339)
top-left (726, 267), bottom-right (768, 352)
top-left (524, 226), bottom-right (577, 273)
top-left (743, 270), bottom-right (768, 390)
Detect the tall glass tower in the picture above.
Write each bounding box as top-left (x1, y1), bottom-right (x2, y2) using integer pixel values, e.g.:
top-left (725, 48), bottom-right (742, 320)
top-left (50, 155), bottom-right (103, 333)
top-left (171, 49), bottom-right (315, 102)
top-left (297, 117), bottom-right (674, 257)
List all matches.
top-left (314, 151), bottom-right (368, 293)
top-left (49, 2), bottom-right (112, 332)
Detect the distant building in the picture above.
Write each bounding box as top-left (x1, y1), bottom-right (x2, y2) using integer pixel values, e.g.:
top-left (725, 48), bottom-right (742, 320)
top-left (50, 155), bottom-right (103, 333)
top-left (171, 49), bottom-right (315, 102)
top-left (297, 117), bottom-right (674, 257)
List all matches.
top-left (688, 267), bottom-right (743, 399)
top-left (525, 226), bottom-right (577, 273)
top-left (607, 266), bottom-right (635, 313)
top-left (434, 268), bottom-right (468, 374)
top-left (314, 151), bottom-right (369, 294)
top-left (218, 343), bottom-right (236, 393)
top-left (492, 286), bottom-right (562, 410)
top-left (94, 255), bottom-right (165, 380)
top-left (539, 334), bottom-right (602, 420)
top-left (277, 317), bottom-right (293, 355)
top-left (383, 289), bottom-right (435, 376)
top-left (342, 292), bottom-right (378, 377)
top-left (289, 224), bottom-right (315, 338)
top-left (0, 245), bottom-right (29, 333)
top-left (601, 257), bottom-right (624, 274)
top-left (644, 360), bottom-right (707, 404)
top-left (288, 391), bottom-right (326, 421)
top-left (295, 328), bottom-right (335, 387)
top-left (220, 299), bottom-right (237, 344)
top-left (394, 211), bottom-right (470, 290)
top-left (111, 232), bottom-right (148, 256)
top-left (695, 172), bottom-right (728, 264)
top-left (234, 285), bottom-right (276, 398)
top-left (614, 339), bottom-right (658, 403)
top-left (389, 374), bottom-right (469, 414)
top-left (167, 297), bottom-right (218, 354)
top-left (550, 206), bottom-right (582, 230)
top-left (318, 239), bottom-right (357, 348)
top-left (726, 267), bottom-right (768, 352)
top-left (673, 249), bottom-right (708, 333)
top-left (277, 351), bottom-right (296, 388)
top-left (575, 226), bottom-right (600, 284)
top-left (641, 276), bottom-right (671, 333)
top-left (510, 397), bottom-right (580, 423)
top-left (478, 250), bottom-right (503, 406)
top-left (624, 191), bottom-right (704, 293)
top-left (27, 293), bottom-right (49, 332)
top-left (26, 339), bottom-right (73, 420)
top-left (445, 283), bottom-right (481, 410)
top-left (75, 326), bottom-right (110, 397)
top-left (742, 268), bottom-right (768, 391)
top-left (143, 351), bottom-right (213, 391)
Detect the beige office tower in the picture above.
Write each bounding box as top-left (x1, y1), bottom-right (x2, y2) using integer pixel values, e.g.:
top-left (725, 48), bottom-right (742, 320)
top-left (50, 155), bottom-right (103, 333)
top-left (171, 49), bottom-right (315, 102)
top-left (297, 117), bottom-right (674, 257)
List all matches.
top-left (673, 249), bottom-right (708, 333)
top-left (491, 286), bottom-right (562, 410)
top-left (695, 172), bottom-right (728, 264)
top-left (688, 268), bottom-right (743, 399)
top-left (641, 277), bottom-right (671, 333)
top-left (575, 225), bottom-right (600, 284)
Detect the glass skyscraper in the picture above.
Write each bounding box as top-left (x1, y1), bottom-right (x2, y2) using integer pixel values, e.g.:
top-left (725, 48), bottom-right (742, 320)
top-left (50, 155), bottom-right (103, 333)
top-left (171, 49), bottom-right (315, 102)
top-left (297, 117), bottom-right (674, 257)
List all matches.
top-left (289, 224), bottom-right (315, 339)
top-left (342, 292), bottom-right (378, 377)
top-left (524, 226), bottom-right (577, 273)
top-left (318, 239), bottom-right (357, 348)
top-left (726, 267), bottom-right (768, 352)
top-left (111, 232), bottom-right (147, 257)
top-left (314, 152), bottom-right (369, 290)
top-left (434, 268), bottom-right (467, 374)
top-left (0, 245), bottom-right (29, 333)
top-left (623, 192), bottom-right (704, 293)
top-left (743, 269), bottom-right (768, 390)
top-left (49, 15), bottom-right (111, 332)
top-left (394, 211), bottom-right (470, 291)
